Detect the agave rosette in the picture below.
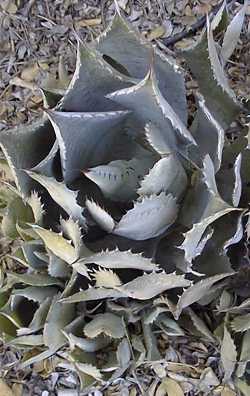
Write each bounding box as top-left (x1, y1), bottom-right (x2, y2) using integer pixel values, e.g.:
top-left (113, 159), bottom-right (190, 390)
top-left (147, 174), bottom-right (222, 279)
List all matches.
top-left (0, 2), bottom-right (250, 390)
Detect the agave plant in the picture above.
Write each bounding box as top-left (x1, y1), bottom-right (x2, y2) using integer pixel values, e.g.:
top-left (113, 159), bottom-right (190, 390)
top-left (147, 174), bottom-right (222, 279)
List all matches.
top-left (0, 2), bottom-right (250, 392)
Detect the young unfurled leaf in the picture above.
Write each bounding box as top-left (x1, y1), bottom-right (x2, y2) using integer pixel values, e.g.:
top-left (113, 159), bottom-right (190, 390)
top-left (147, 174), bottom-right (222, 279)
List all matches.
top-left (60, 217), bottom-right (83, 253)
top-left (84, 313), bottom-right (125, 339)
top-left (221, 1), bottom-right (247, 63)
top-left (85, 199), bottom-right (115, 233)
top-left (92, 268), bottom-right (122, 288)
top-left (138, 155), bottom-right (187, 199)
top-left (221, 325), bottom-right (237, 382)
top-left (84, 156), bottom-right (154, 202)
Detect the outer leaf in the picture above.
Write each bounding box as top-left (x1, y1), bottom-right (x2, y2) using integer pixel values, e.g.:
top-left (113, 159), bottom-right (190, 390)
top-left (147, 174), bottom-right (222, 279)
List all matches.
top-left (12, 286), bottom-right (57, 303)
top-left (236, 330), bottom-right (250, 377)
top-left (221, 325), bottom-right (237, 382)
top-left (107, 69), bottom-right (196, 153)
top-left (157, 316), bottom-right (185, 336)
top-left (47, 109), bottom-right (133, 183)
top-left (7, 272), bottom-right (63, 287)
top-left (75, 362), bottom-right (102, 381)
top-left (182, 28), bottom-right (240, 128)
top-left (84, 313), bottom-right (125, 339)
top-left (31, 140), bottom-right (59, 178)
top-left (114, 192), bottom-right (178, 240)
top-left (73, 248), bottom-right (158, 271)
top-left (43, 294), bottom-right (75, 350)
top-left (179, 155), bottom-right (239, 263)
top-left (221, 1), bottom-right (247, 63)
top-left (48, 252), bottom-right (71, 279)
top-left (231, 314), bottom-right (250, 333)
top-left (95, 12), bottom-right (187, 123)
top-left (20, 348), bottom-right (57, 369)
top-left (17, 296), bottom-right (52, 336)
top-left (31, 225), bottom-right (79, 264)
top-left (1, 196), bottom-right (34, 239)
top-left (174, 273), bottom-right (234, 319)
top-left (27, 191), bottom-right (45, 224)
top-left (190, 97), bottom-right (224, 172)
top-left (8, 334), bottom-right (44, 347)
top-left (60, 287), bottom-right (126, 303)
top-left (21, 241), bottom-right (47, 270)
top-left (118, 272), bottom-right (191, 300)
top-left (60, 41), bottom-right (134, 112)
top-left (64, 332), bottom-right (110, 352)
top-left (187, 308), bottom-right (215, 342)
top-left (232, 153), bottom-right (242, 207)
top-left (0, 117), bottom-right (55, 196)
top-left (60, 217), bottom-right (83, 254)
top-left (27, 172), bottom-right (86, 226)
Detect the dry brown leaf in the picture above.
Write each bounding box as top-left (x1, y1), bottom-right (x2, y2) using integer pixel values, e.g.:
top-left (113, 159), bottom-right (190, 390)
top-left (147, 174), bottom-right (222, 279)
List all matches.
top-left (11, 383), bottom-right (23, 396)
top-left (156, 378), bottom-right (184, 396)
top-left (0, 379), bottom-right (15, 396)
top-left (10, 77), bottom-right (37, 91)
top-left (21, 64), bottom-right (40, 82)
top-left (76, 18), bottom-right (102, 28)
top-left (220, 387), bottom-right (237, 396)
top-left (147, 26), bottom-right (166, 41)
top-left (1, 0), bottom-right (17, 14)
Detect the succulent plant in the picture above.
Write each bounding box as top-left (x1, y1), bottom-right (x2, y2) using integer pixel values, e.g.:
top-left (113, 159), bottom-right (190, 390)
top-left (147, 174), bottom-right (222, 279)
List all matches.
top-left (0, 2), bottom-right (250, 392)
